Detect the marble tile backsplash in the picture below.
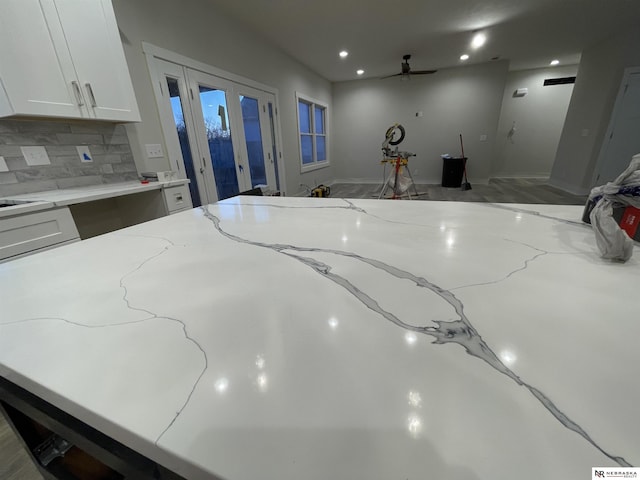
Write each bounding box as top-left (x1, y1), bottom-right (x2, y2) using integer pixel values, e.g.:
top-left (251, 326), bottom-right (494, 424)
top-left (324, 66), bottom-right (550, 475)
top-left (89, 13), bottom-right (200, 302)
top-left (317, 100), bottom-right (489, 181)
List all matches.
top-left (0, 119), bottom-right (138, 196)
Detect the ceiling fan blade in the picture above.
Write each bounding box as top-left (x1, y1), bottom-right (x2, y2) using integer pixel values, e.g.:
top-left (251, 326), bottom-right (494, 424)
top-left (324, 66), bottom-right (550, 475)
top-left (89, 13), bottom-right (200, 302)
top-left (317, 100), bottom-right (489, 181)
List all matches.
top-left (379, 73), bottom-right (403, 79)
top-left (411, 70), bottom-right (438, 75)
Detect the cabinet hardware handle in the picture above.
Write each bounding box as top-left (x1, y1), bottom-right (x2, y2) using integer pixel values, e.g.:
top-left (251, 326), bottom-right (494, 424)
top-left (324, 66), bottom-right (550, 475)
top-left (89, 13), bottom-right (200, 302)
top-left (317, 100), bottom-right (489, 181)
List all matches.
top-left (85, 83), bottom-right (97, 107)
top-left (71, 81), bottom-right (84, 106)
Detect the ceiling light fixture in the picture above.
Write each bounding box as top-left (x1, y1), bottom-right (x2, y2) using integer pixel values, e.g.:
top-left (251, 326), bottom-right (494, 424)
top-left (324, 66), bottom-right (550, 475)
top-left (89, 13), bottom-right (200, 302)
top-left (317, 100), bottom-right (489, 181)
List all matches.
top-left (356, 69), bottom-right (364, 75)
top-left (471, 32), bottom-right (486, 49)
top-left (339, 50), bottom-right (349, 58)
top-left (550, 59), bottom-right (560, 66)
top-left (460, 54), bottom-right (469, 61)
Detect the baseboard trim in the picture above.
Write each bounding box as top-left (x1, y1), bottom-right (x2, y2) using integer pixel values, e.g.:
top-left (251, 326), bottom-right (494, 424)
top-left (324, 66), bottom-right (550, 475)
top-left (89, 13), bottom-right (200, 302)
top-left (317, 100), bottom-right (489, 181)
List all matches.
top-left (547, 178), bottom-right (590, 196)
top-left (490, 174), bottom-right (550, 180)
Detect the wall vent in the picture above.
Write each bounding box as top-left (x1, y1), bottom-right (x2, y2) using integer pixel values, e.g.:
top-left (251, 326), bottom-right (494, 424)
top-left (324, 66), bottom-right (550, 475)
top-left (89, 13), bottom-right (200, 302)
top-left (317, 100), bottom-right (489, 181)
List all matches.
top-left (543, 76), bottom-right (576, 86)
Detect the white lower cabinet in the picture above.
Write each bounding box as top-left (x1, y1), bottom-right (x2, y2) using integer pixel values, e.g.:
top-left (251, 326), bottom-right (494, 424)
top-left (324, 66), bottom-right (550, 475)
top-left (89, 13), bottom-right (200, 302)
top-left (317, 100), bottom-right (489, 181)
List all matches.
top-left (0, 208), bottom-right (80, 262)
top-left (162, 185), bottom-right (193, 214)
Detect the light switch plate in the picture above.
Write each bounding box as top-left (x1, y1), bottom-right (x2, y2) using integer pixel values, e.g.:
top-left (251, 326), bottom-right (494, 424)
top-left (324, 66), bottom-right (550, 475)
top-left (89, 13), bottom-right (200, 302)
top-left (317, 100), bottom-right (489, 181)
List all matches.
top-left (145, 144), bottom-right (164, 158)
top-left (77, 146), bottom-right (93, 163)
top-left (21, 146), bottom-right (50, 166)
top-left (0, 156), bottom-right (8, 172)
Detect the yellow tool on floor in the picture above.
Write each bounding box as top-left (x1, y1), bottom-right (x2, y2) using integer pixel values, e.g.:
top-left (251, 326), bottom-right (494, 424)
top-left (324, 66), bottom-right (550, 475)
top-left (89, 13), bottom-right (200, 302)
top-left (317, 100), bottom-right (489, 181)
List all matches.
top-left (311, 185), bottom-right (331, 197)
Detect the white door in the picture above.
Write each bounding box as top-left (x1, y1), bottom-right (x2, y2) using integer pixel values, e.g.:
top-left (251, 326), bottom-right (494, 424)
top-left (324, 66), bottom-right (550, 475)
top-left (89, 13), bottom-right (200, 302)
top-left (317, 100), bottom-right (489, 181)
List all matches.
top-left (265, 94), bottom-right (285, 192)
top-left (54, 0), bottom-right (140, 121)
top-left (234, 86), bottom-right (278, 191)
top-left (0, 0), bottom-right (86, 118)
top-left (146, 47), bottom-right (287, 201)
top-left (152, 59), bottom-right (207, 207)
top-left (187, 70), bottom-right (245, 201)
top-left (595, 71), bottom-right (640, 184)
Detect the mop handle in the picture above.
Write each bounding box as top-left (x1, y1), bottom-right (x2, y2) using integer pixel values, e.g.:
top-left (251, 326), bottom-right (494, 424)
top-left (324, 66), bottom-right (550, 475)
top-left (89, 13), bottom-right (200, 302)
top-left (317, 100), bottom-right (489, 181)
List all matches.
top-left (459, 133), bottom-right (465, 159)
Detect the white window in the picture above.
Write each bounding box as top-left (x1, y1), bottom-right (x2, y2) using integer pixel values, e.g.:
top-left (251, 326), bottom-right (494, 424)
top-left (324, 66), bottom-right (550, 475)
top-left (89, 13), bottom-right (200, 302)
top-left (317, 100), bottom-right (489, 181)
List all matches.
top-left (296, 93), bottom-right (328, 171)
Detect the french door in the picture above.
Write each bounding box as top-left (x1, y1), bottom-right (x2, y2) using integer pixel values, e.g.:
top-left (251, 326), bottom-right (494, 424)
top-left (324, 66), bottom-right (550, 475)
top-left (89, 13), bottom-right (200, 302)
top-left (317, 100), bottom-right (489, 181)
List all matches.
top-left (152, 58), bottom-right (282, 205)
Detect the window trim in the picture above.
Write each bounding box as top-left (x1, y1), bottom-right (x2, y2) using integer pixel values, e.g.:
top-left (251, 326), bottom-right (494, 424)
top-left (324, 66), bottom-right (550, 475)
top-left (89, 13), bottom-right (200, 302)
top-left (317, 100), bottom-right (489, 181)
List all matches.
top-left (295, 92), bottom-right (329, 173)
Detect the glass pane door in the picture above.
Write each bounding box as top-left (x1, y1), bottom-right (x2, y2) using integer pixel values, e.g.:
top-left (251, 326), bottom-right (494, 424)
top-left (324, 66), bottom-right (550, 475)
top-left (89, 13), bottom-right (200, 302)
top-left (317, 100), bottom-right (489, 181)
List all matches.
top-left (151, 59), bottom-right (208, 207)
top-left (267, 102), bottom-right (281, 191)
top-left (239, 95), bottom-right (266, 187)
top-left (152, 60), bottom-right (286, 201)
top-left (198, 86), bottom-right (240, 200)
top-left (236, 87), bottom-right (278, 192)
top-left (166, 77), bottom-right (201, 207)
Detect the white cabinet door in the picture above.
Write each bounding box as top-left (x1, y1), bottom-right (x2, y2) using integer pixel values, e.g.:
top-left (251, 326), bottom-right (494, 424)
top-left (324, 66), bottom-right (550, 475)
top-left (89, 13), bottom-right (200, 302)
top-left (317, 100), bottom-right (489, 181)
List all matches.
top-left (0, 0), bottom-right (139, 122)
top-left (0, 207), bottom-right (80, 262)
top-left (54, 0), bottom-right (141, 122)
top-left (0, 0), bottom-right (88, 118)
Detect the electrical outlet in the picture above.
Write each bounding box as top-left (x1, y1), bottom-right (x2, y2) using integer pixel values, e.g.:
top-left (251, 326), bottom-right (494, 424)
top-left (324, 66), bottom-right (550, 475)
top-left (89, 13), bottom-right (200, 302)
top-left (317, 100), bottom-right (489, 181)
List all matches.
top-left (145, 144), bottom-right (164, 158)
top-left (21, 146), bottom-right (50, 166)
top-left (76, 146), bottom-right (93, 162)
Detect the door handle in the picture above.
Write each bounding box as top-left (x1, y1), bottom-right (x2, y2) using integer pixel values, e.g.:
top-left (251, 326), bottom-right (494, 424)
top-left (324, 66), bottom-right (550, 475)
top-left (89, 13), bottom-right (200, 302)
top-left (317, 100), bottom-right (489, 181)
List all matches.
top-left (238, 164), bottom-right (244, 172)
top-left (85, 83), bottom-right (97, 107)
top-left (71, 81), bottom-right (84, 106)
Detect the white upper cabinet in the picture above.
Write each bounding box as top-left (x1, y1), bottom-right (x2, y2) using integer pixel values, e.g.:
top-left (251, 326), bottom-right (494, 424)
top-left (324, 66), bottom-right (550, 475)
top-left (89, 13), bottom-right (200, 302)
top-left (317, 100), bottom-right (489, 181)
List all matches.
top-left (0, 0), bottom-right (140, 122)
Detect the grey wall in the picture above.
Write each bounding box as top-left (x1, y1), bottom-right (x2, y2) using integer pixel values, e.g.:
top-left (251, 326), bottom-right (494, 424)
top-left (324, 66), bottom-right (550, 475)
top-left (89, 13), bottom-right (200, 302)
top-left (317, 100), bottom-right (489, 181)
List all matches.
top-left (112, 0), bottom-right (333, 197)
top-left (550, 27), bottom-right (640, 194)
top-left (492, 65), bottom-right (577, 178)
top-left (331, 61), bottom-right (509, 184)
top-left (0, 119), bottom-right (137, 196)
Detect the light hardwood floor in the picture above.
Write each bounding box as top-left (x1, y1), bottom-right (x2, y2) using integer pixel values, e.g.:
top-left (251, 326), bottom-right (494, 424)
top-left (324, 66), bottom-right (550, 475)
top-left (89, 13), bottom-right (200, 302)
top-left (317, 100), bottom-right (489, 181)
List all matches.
top-left (0, 412), bottom-right (43, 480)
top-left (0, 178), bottom-right (587, 480)
top-left (328, 178), bottom-right (588, 204)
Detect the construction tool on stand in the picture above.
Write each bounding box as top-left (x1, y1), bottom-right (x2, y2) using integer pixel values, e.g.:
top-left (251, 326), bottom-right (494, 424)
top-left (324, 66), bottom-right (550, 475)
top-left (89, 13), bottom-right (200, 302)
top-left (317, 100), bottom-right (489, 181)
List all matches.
top-left (460, 133), bottom-right (472, 191)
top-left (378, 123), bottom-right (421, 199)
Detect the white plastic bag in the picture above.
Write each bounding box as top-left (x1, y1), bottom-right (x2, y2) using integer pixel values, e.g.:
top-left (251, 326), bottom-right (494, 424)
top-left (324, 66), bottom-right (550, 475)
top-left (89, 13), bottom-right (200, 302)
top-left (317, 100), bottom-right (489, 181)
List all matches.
top-left (387, 166), bottom-right (412, 194)
top-left (588, 154), bottom-right (640, 261)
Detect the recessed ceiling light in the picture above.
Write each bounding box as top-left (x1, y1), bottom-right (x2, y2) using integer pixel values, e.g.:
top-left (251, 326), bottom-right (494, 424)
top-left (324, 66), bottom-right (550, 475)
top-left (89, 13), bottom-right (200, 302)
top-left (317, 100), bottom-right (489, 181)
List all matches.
top-left (460, 54), bottom-right (469, 61)
top-left (356, 69), bottom-right (365, 75)
top-left (471, 32), bottom-right (486, 49)
top-left (550, 59), bottom-right (560, 66)
top-left (339, 50), bottom-right (349, 58)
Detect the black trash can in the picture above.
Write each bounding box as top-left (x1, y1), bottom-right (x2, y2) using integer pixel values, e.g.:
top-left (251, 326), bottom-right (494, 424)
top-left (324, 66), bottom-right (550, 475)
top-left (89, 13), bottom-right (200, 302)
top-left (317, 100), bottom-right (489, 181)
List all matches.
top-left (442, 157), bottom-right (467, 188)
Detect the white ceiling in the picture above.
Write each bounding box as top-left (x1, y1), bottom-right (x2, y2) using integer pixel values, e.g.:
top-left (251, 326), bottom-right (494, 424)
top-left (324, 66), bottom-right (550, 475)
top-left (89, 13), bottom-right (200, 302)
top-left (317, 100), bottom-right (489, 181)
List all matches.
top-left (208, 0), bottom-right (640, 82)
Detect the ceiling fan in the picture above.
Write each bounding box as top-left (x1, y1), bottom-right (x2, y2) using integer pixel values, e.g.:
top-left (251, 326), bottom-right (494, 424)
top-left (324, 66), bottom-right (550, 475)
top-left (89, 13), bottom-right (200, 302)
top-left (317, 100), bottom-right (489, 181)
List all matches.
top-left (381, 54), bottom-right (437, 79)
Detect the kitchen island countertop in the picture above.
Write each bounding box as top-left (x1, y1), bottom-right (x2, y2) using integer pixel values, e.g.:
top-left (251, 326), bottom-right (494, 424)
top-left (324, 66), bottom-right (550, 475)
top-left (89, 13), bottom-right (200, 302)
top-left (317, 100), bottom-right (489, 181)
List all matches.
top-left (0, 196), bottom-right (638, 480)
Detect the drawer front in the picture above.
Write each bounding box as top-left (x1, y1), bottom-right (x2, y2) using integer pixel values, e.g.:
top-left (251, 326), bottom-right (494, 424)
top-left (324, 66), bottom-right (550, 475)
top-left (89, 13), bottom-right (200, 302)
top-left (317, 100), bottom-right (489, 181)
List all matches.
top-left (0, 207), bottom-right (80, 261)
top-left (163, 185), bottom-right (192, 214)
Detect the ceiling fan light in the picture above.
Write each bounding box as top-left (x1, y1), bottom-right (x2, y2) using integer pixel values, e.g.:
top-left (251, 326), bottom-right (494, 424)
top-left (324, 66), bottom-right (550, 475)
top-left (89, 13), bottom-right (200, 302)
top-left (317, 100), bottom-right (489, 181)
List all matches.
top-left (550, 59), bottom-right (560, 66)
top-left (471, 32), bottom-right (486, 49)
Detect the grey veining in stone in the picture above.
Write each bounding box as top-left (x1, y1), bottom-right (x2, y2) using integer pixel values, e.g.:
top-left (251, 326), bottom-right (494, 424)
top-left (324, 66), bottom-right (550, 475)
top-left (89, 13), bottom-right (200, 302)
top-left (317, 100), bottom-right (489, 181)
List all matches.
top-left (0, 235), bottom-right (208, 449)
top-left (113, 235), bottom-right (209, 444)
top-left (202, 201), bottom-right (632, 467)
top-left (486, 202), bottom-right (587, 227)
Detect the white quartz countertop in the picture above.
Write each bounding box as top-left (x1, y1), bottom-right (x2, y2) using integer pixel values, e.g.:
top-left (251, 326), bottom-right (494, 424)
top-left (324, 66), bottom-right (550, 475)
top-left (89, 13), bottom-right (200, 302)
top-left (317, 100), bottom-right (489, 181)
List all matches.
top-left (0, 179), bottom-right (189, 207)
top-left (0, 197), bottom-right (638, 480)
